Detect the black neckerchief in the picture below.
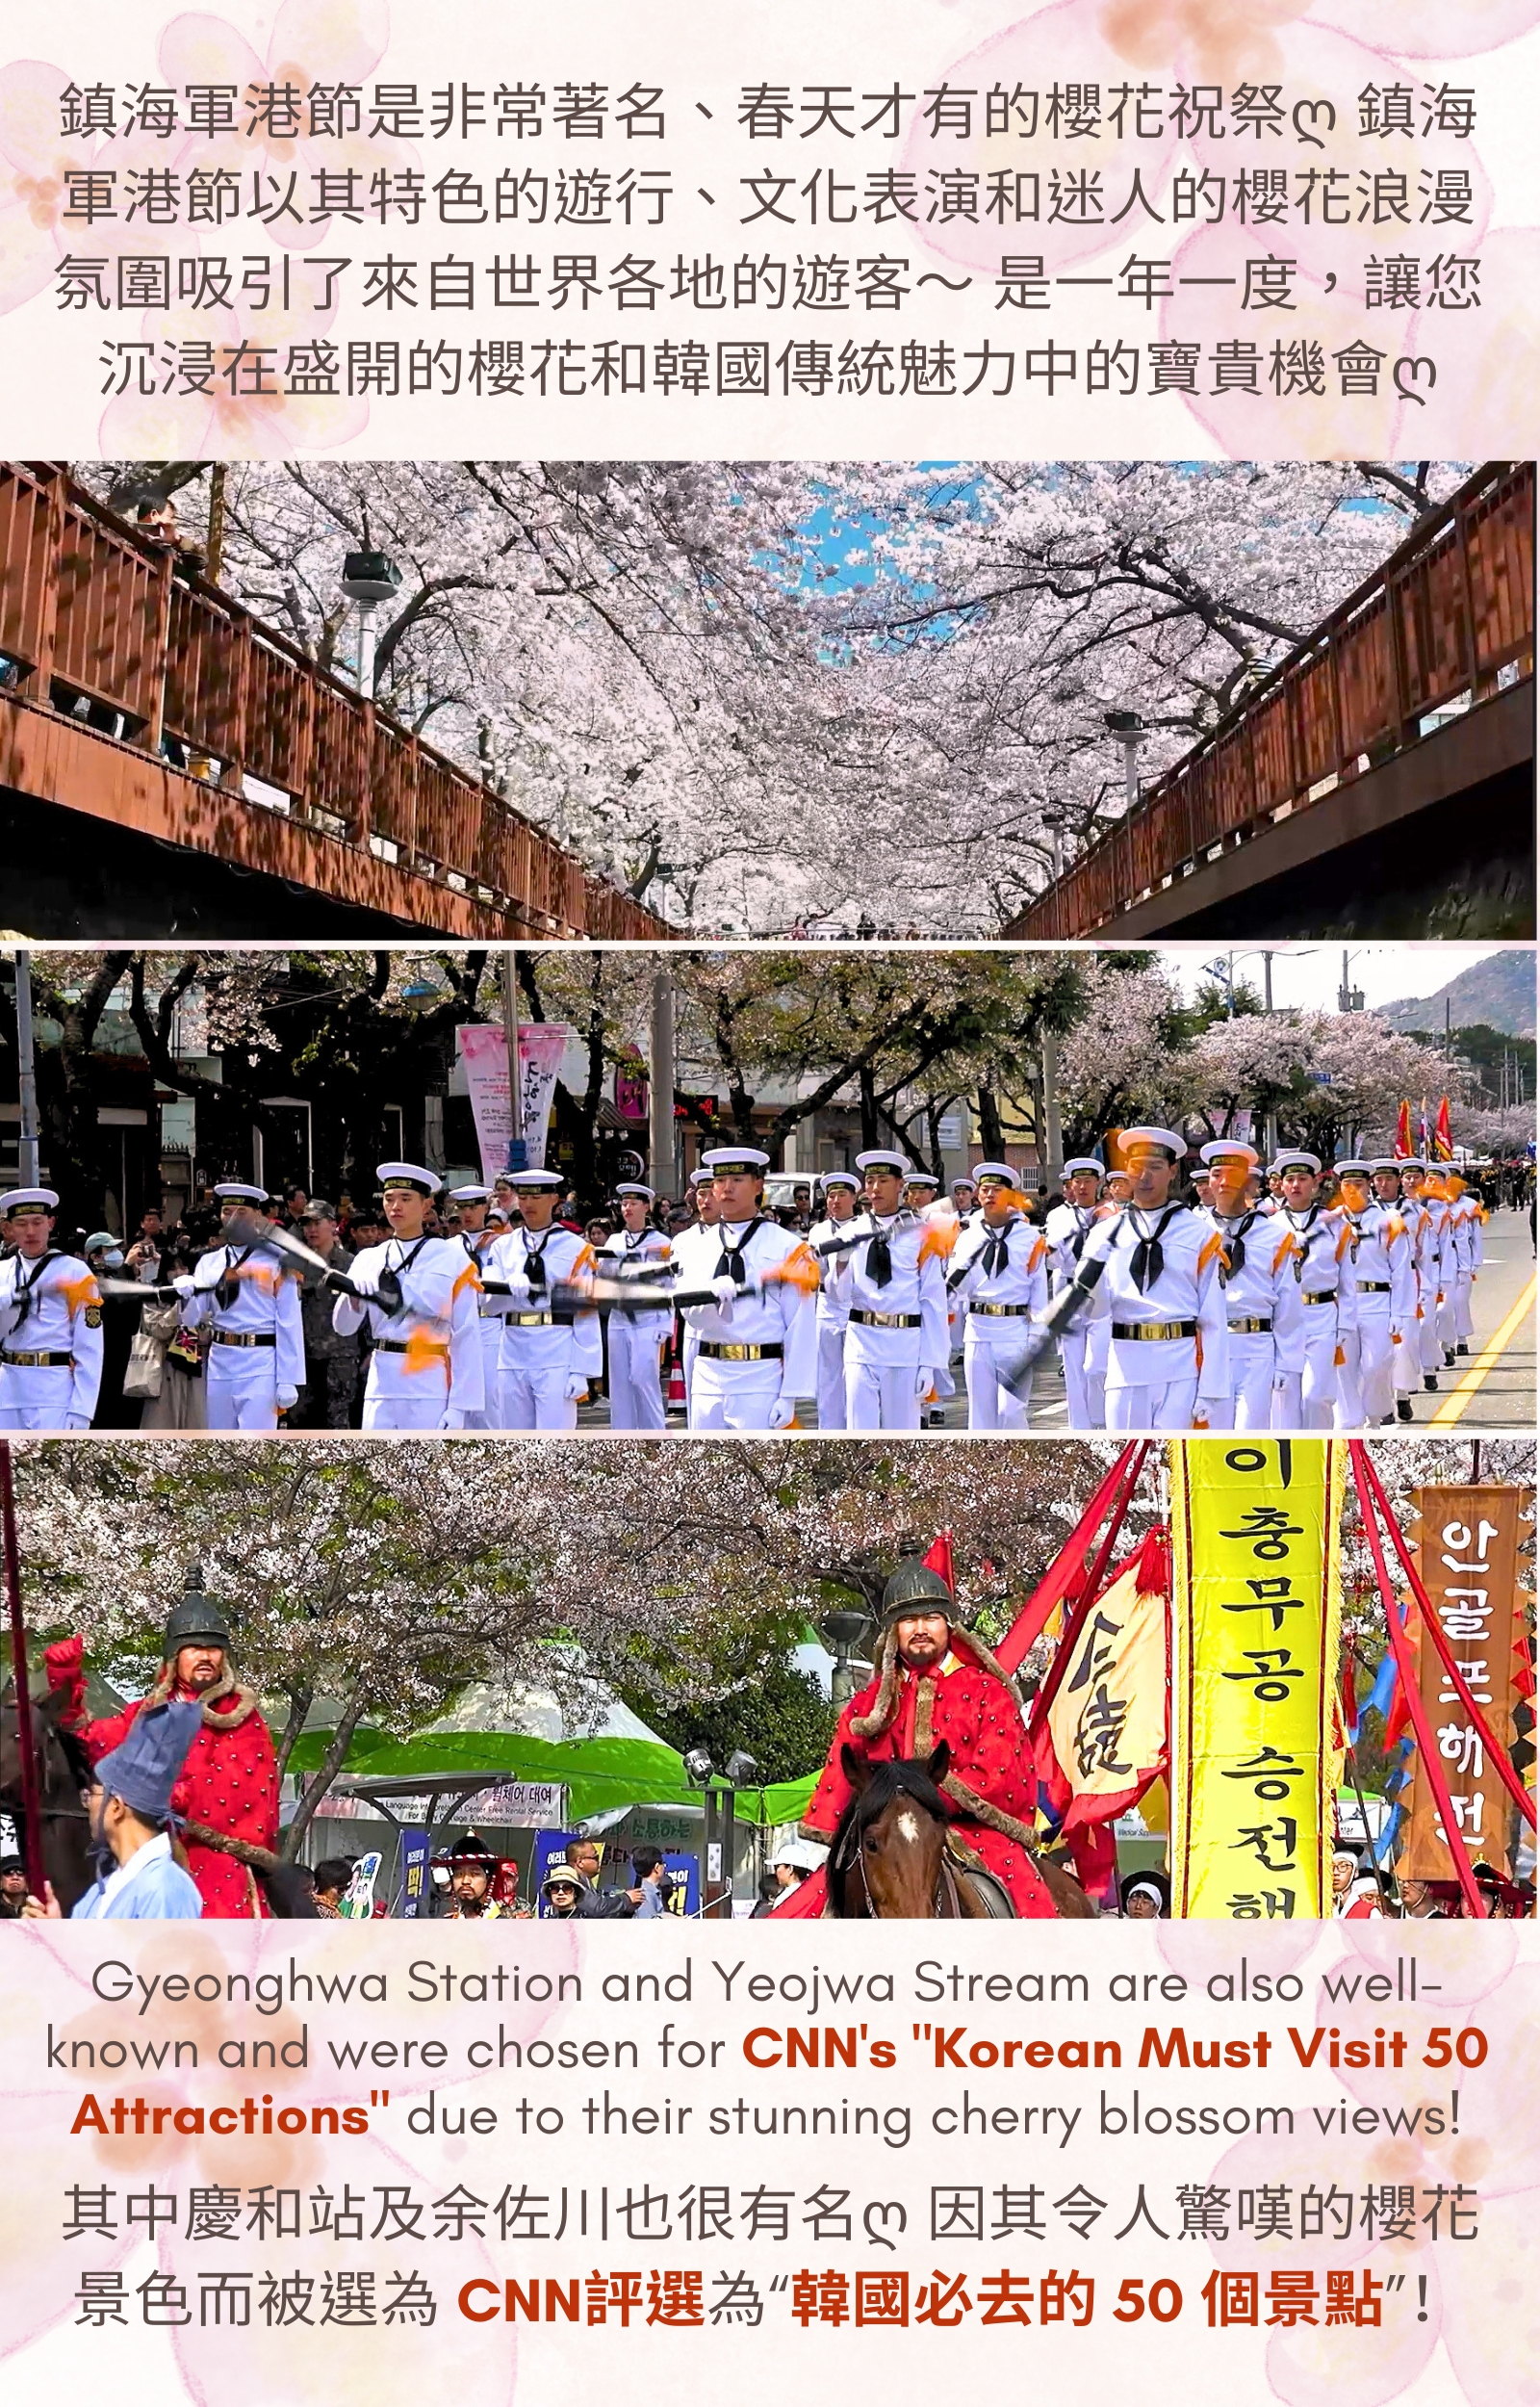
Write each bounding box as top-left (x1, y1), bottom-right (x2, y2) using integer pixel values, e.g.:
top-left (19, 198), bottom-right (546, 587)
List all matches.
top-left (10, 1249), bottom-right (62, 1329)
top-left (216, 1240), bottom-right (261, 1312)
top-left (715, 1216), bottom-right (766, 1286)
top-left (1121, 1203), bottom-right (1184, 1296)
top-left (860, 1208), bottom-right (913, 1292)
top-left (980, 1212), bottom-right (1021, 1280)
top-left (1069, 1205), bottom-right (1096, 1260)
top-left (1214, 1206), bottom-right (1262, 1281)
top-left (520, 1226), bottom-right (554, 1292)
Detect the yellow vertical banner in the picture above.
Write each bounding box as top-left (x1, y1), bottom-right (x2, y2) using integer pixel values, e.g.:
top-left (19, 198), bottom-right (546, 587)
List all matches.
top-left (1170, 1439), bottom-right (1344, 1921)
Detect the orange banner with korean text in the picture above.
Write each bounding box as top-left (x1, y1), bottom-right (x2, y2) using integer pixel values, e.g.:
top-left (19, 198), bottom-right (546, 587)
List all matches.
top-left (1402, 1485), bottom-right (1529, 1883)
top-left (1170, 1439), bottom-right (1344, 1922)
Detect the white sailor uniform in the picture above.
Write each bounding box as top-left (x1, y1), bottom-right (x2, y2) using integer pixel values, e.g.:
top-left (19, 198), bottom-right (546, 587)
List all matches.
top-left (482, 1223), bottom-right (602, 1432)
top-left (0, 1250), bottom-right (105, 1430)
top-left (808, 1213), bottom-right (854, 1433)
top-left (1270, 1204), bottom-right (1349, 1430)
top-left (947, 1212), bottom-right (1049, 1431)
top-left (332, 1234), bottom-right (484, 1430)
top-left (1334, 1205), bottom-right (1417, 1427)
top-left (456, 1229), bottom-right (504, 1432)
top-left (180, 1240), bottom-right (305, 1431)
top-left (1200, 1207), bottom-right (1302, 1431)
top-left (1079, 1204), bottom-right (1231, 1430)
top-left (1043, 1200), bottom-right (1110, 1430)
top-left (671, 1215), bottom-right (816, 1432)
top-left (600, 1226), bottom-right (673, 1431)
top-left (829, 1211), bottom-right (951, 1433)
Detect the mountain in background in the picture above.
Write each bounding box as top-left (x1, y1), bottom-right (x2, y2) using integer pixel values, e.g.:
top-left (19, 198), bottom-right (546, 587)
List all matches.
top-left (1377, 951), bottom-right (1536, 1037)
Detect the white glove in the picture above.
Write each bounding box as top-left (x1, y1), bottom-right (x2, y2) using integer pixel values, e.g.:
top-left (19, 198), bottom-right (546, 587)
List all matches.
top-left (500, 1269), bottom-right (531, 1299)
top-left (710, 1277), bottom-right (739, 1310)
top-left (439, 1407), bottom-right (466, 1431)
top-left (275, 1385), bottom-right (299, 1411)
top-left (346, 1268), bottom-right (380, 1298)
top-left (172, 1275), bottom-right (196, 1299)
top-left (765, 1393), bottom-right (797, 1429)
top-left (915, 1367), bottom-right (937, 1400)
top-left (564, 1376), bottom-right (591, 1402)
top-left (64, 1412), bottom-right (90, 1432)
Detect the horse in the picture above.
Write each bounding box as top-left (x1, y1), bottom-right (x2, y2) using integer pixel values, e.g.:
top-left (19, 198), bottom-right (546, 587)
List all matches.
top-left (0, 1684), bottom-right (316, 1918)
top-left (0, 1680), bottom-right (95, 1914)
top-left (825, 1742), bottom-right (1097, 1920)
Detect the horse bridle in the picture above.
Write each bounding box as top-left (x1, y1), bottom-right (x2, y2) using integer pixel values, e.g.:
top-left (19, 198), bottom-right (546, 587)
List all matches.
top-left (837, 1822), bottom-right (962, 1919)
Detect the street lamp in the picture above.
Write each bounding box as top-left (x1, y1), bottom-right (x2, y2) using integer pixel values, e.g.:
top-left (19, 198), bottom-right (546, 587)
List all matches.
top-left (1104, 711), bottom-right (1147, 815)
top-left (340, 549), bottom-right (401, 699)
top-left (1040, 809), bottom-right (1065, 883)
top-left (819, 1607), bottom-right (872, 1714)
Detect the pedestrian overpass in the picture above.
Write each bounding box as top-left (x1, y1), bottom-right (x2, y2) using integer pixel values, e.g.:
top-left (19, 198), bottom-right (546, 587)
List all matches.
top-left (1006, 461), bottom-right (1535, 943)
top-left (0, 461), bottom-right (669, 941)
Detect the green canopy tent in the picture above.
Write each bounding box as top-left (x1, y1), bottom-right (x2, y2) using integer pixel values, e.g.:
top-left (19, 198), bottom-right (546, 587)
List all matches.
top-left (287, 1724), bottom-right (818, 1830)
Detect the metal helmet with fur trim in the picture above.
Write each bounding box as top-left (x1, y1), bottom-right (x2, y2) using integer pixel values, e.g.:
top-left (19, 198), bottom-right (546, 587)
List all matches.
top-left (162, 1565), bottom-right (233, 1659)
top-left (879, 1558), bottom-right (955, 1626)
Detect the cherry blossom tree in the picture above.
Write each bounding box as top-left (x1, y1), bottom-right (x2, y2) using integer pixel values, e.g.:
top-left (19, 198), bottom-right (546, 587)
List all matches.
top-left (76, 457), bottom-right (1468, 934)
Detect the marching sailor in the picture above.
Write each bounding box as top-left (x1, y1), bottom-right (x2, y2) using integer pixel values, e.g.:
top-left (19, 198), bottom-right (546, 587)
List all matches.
top-left (448, 1183), bottom-right (502, 1432)
top-left (1269, 1150), bottom-right (1347, 1431)
top-left (1043, 1157), bottom-right (1109, 1431)
top-left (1373, 1160), bottom-right (1422, 1421)
top-left (0, 1188), bottom-right (104, 1431)
top-left (1399, 1161), bottom-right (1444, 1394)
top-left (828, 1150), bottom-right (951, 1433)
top-left (482, 1169), bottom-right (602, 1431)
top-left (1333, 1159), bottom-right (1417, 1428)
top-left (670, 1147), bottom-right (816, 1432)
top-left (1077, 1127), bottom-right (1230, 1431)
top-left (176, 1181), bottom-right (304, 1432)
top-left (1197, 1140), bottom-right (1301, 1431)
top-left (600, 1183), bottom-right (672, 1431)
top-left (808, 1169), bottom-right (860, 1433)
top-left (947, 1163), bottom-right (1049, 1430)
top-left (331, 1162), bottom-right (483, 1431)
top-left (1445, 1170), bottom-right (1482, 1356)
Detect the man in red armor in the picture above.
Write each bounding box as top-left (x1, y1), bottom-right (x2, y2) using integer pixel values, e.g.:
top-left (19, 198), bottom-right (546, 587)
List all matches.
top-left (775, 1557), bottom-right (1058, 1918)
top-left (46, 1566), bottom-right (279, 1919)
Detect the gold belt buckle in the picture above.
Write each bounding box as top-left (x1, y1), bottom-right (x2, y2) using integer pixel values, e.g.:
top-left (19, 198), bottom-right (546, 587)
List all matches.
top-left (514, 1311), bottom-right (552, 1326)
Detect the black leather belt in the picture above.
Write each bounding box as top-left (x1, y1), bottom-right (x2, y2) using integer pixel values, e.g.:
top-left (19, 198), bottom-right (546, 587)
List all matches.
top-left (969, 1302), bottom-right (1032, 1317)
top-left (1357, 1281), bottom-right (1392, 1293)
top-left (1112, 1320), bottom-right (1197, 1341)
top-left (850, 1308), bottom-right (922, 1329)
top-left (698, 1340), bottom-right (783, 1361)
top-left (1227, 1315), bottom-right (1272, 1334)
top-left (213, 1331), bottom-right (275, 1349)
top-left (505, 1311), bottom-right (553, 1326)
top-left (376, 1336), bottom-right (448, 1356)
top-left (1, 1349), bottom-right (73, 1367)
top-left (1301, 1291), bottom-right (1336, 1307)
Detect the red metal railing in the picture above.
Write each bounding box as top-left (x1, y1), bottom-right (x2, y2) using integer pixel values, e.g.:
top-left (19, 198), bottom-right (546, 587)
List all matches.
top-left (1011, 460), bottom-right (1535, 938)
top-left (0, 460), bottom-right (670, 941)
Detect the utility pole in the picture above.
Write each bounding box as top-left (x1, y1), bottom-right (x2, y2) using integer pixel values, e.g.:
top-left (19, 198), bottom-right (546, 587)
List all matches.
top-left (205, 462), bottom-right (227, 585)
top-left (500, 952), bottom-right (526, 1173)
top-left (13, 951), bottom-right (39, 1186)
top-left (648, 970), bottom-right (677, 1199)
top-left (1041, 1028), bottom-right (1063, 1187)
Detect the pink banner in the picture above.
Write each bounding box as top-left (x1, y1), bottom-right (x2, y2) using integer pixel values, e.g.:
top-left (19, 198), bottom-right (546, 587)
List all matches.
top-left (455, 1022), bottom-right (572, 1178)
